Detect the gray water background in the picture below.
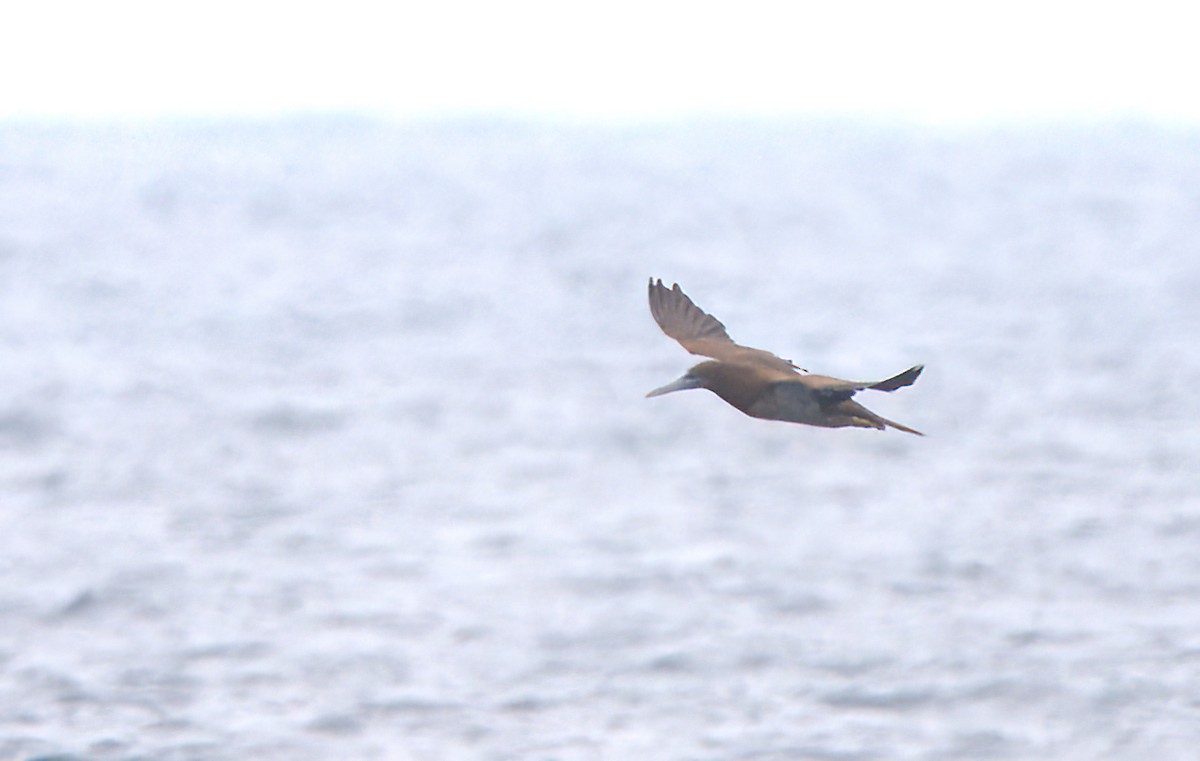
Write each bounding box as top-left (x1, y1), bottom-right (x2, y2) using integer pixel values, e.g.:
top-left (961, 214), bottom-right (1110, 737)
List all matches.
top-left (1, 118), bottom-right (1198, 760)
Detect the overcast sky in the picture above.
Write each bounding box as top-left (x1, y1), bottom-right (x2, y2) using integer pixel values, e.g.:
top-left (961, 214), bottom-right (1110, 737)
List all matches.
top-left (2, 0), bottom-right (1196, 124)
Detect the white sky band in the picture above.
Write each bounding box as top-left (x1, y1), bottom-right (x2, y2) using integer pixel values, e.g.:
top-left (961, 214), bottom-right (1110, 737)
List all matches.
top-left (2, 0), bottom-right (1198, 123)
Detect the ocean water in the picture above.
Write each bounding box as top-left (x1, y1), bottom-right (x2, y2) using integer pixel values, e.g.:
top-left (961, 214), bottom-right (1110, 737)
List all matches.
top-left (0, 118), bottom-right (1198, 760)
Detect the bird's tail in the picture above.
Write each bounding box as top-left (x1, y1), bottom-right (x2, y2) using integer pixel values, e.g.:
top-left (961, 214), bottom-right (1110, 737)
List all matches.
top-left (874, 413), bottom-right (924, 436)
top-left (842, 399), bottom-right (924, 436)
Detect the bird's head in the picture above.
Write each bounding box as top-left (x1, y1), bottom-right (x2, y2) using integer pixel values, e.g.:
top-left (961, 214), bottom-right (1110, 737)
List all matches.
top-left (645, 361), bottom-right (721, 398)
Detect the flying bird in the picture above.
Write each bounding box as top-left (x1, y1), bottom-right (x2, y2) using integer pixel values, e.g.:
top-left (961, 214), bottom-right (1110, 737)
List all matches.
top-left (646, 278), bottom-right (924, 434)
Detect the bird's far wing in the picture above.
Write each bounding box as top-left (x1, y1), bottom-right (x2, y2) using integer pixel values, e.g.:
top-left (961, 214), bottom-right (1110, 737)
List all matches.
top-left (648, 278), bottom-right (733, 354)
top-left (648, 278), bottom-right (799, 372)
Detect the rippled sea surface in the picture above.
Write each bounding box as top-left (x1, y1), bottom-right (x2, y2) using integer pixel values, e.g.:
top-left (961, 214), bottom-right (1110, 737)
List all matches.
top-left (1, 118), bottom-right (1199, 760)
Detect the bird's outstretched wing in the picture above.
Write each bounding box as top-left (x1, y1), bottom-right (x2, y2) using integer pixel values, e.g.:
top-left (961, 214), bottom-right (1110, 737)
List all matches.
top-left (803, 365), bottom-right (925, 400)
top-left (866, 364), bottom-right (924, 391)
top-left (648, 278), bottom-right (733, 353)
top-left (648, 278), bottom-right (799, 374)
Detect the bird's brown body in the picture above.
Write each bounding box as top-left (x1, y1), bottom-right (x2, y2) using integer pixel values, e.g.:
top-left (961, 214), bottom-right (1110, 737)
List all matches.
top-left (647, 278), bottom-right (924, 434)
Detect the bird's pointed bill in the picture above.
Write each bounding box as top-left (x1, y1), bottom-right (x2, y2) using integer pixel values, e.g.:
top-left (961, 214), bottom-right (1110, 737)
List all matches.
top-left (645, 374), bottom-right (704, 398)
